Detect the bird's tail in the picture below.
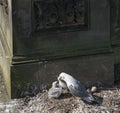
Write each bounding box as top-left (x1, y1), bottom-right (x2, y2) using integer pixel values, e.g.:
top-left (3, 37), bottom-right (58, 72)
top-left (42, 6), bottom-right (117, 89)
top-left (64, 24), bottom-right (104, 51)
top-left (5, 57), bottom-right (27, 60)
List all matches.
top-left (83, 91), bottom-right (102, 104)
top-left (82, 90), bottom-right (96, 103)
top-left (83, 94), bottom-right (95, 103)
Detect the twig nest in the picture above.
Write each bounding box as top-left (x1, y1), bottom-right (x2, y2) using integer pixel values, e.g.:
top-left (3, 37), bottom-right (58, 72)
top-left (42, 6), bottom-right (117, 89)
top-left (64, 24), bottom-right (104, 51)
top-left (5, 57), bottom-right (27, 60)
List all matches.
top-left (91, 86), bottom-right (97, 93)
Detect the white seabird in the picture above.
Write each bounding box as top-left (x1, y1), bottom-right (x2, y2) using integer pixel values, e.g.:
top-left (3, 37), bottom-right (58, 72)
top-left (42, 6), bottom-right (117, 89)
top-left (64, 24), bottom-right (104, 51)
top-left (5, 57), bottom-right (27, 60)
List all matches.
top-left (58, 72), bottom-right (95, 103)
top-left (48, 81), bottom-right (62, 99)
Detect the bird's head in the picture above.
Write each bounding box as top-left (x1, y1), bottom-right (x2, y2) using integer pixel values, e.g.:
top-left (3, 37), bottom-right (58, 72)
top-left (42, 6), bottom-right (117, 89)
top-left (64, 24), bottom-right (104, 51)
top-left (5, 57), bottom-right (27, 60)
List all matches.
top-left (58, 72), bottom-right (75, 87)
top-left (57, 73), bottom-right (67, 89)
top-left (57, 72), bottom-right (66, 82)
top-left (52, 81), bottom-right (59, 88)
top-left (58, 72), bottom-right (73, 81)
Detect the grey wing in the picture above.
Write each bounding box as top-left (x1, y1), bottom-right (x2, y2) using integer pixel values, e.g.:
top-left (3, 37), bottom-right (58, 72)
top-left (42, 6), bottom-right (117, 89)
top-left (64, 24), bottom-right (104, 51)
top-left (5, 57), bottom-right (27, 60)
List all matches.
top-left (68, 81), bottom-right (87, 98)
top-left (68, 82), bottom-right (95, 103)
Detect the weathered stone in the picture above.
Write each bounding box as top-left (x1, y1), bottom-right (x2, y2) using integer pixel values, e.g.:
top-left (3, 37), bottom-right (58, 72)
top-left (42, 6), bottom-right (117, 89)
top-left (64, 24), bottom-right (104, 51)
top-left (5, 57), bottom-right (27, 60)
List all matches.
top-left (12, 0), bottom-right (111, 60)
top-left (1, 0), bottom-right (120, 100)
top-left (0, 0), bottom-right (12, 99)
top-left (11, 54), bottom-right (114, 98)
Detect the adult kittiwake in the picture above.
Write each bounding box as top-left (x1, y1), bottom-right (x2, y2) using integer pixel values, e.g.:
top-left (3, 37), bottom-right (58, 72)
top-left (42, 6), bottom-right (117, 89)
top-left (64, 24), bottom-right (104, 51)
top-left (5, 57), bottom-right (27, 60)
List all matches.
top-left (58, 72), bottom-right (95, 103)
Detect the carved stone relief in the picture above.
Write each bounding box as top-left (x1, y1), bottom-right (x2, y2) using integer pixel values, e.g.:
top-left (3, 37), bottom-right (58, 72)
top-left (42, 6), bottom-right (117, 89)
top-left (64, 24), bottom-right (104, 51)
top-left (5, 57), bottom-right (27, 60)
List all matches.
top-left (33, 0), bottom-right (88, 33)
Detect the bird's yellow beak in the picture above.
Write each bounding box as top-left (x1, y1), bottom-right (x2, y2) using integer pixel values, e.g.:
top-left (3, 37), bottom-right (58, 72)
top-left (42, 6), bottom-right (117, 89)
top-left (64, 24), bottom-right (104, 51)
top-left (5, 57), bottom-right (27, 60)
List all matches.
top-left (57, 76), bottom-right (61, 81)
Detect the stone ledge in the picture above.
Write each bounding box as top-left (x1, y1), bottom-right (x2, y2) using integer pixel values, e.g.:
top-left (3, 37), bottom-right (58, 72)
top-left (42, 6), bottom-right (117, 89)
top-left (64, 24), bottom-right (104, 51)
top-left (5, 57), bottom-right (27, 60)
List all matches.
top-left (11, 53), bottom-right (114, 98)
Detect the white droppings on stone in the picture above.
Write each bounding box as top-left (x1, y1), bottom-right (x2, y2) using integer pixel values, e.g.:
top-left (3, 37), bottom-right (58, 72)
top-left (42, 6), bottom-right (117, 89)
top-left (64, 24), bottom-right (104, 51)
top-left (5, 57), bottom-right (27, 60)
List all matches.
top-left (91, 86), bottom-right (97, 93)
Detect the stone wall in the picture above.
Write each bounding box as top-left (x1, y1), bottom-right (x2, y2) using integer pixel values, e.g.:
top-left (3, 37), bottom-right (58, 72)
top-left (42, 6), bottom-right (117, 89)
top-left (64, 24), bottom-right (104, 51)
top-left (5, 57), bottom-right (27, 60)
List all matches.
top-left (0, 0), bottom-right (119, 99)
top-left (0, 0), bottom-right (12, 98)
top-left (110, 0), bottom-right (120, 81)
